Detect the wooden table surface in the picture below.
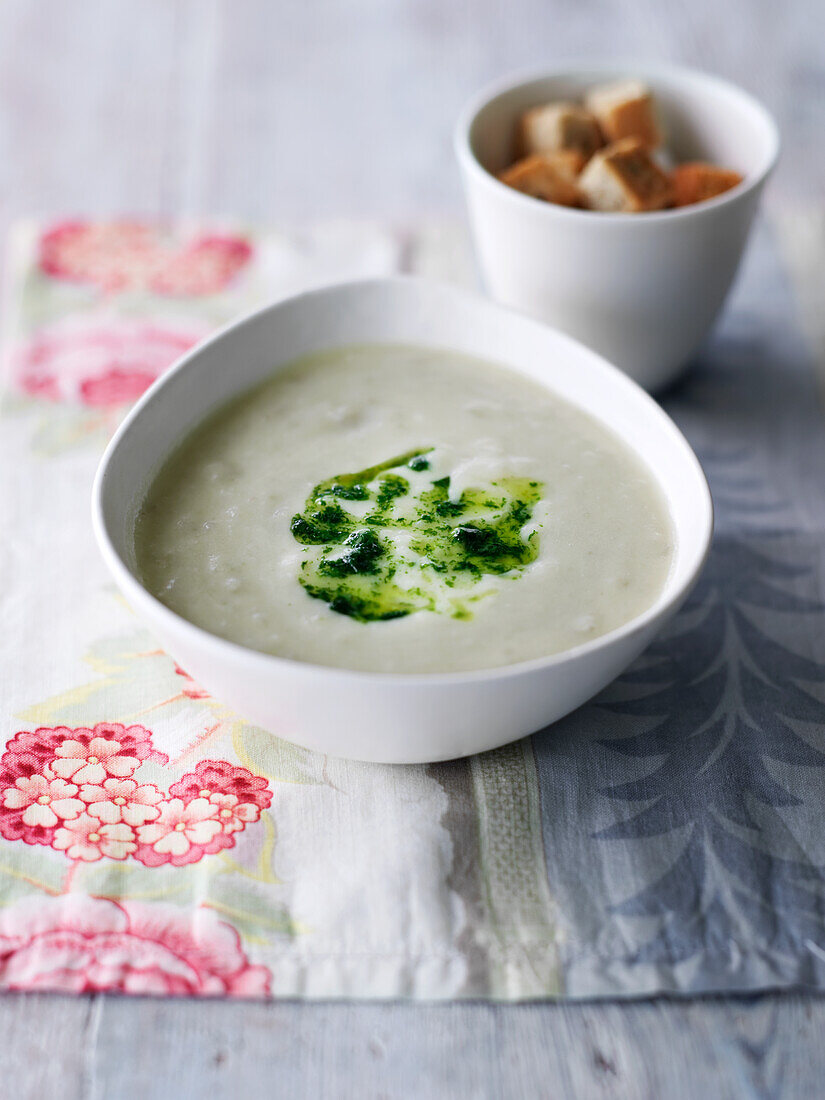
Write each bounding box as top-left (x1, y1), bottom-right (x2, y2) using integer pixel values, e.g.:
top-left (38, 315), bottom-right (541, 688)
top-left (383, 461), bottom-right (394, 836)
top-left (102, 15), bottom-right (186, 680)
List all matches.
top-left (1, 2), bottom-right (824, 1097)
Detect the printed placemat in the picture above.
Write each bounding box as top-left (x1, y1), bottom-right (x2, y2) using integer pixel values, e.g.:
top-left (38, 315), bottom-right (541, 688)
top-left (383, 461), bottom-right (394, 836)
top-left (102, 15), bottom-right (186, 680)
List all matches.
top-left (0, 215), bottom-right (823, 1000)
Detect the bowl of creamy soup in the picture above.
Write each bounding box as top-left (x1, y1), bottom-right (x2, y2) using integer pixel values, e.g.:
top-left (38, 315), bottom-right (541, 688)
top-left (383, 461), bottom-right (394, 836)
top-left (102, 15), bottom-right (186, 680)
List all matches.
top-left (93, 278), bottom-right (712, 763)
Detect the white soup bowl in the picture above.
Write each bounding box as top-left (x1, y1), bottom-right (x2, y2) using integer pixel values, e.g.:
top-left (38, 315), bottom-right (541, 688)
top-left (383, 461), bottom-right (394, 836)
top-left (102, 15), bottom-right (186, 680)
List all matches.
top-left (93, 278), bottom-right (712, 764)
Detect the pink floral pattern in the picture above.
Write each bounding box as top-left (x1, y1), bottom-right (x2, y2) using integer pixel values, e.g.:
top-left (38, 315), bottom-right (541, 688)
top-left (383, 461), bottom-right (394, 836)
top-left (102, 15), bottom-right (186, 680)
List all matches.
top-left (1, 218), bottom-right (280, 1001)
top-left (39, 221), bottom-right (253, 295)
top-left (52, 813), bottom-right (137, 862)
top-left (79, 777), bottom-right (162, 826)
top-left (2, 722), bottom-right (168, 773)
top-left (135, 797), bottom-right (225, 867)
top-left (14, 318), bottom-right (205, 407)
top-left (174, 663), bottom-right (210, 700)
top-left (78, 367), bottom-right (158, 407)
top-left (169, 759), bottom-right (272, 811)
top-left (0, 726), bottom-right (271, 867)
top-left (2, 770), bottom-right (84, 829)
top-left (52, 734), bottom-right (139, 784)
top-left (0, 894), bottom-right (271, 996)
top-left (208, 793), bottom-right (261, 835)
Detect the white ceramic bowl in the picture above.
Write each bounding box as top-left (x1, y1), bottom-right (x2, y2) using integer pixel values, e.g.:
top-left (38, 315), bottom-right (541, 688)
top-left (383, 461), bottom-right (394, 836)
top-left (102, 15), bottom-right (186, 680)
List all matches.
top-left (455, 63), bottom-right (779, 392)
top-left (93, 278), bottom-right (712, 764)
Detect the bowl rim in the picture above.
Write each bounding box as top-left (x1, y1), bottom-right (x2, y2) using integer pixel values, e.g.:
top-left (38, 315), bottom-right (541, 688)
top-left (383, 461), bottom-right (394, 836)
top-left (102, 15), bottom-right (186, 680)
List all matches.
top-left (92, 274), bottom-right (714, 686)
top-left (454, 59), bottom-right (780, 225)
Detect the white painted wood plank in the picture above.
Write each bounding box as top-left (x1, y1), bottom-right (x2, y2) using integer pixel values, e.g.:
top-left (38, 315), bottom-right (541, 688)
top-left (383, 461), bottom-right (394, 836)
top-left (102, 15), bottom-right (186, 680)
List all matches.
top-left (0, 0), bottom-right (820, 232)
top-left (0, 0), bottom-right (181, 227)
top-left (0, 992), bottom-right (824, 1099)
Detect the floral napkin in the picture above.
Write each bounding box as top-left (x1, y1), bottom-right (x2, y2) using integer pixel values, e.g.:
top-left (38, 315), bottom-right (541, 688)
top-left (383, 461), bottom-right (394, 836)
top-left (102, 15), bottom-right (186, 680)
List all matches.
top-left (0, 219), bottom-right (438, 999)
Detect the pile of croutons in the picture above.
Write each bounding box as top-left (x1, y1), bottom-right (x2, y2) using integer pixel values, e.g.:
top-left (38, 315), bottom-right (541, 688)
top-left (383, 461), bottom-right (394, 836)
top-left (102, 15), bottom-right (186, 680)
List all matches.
top-left (498, 79), bottom-right (743, 213)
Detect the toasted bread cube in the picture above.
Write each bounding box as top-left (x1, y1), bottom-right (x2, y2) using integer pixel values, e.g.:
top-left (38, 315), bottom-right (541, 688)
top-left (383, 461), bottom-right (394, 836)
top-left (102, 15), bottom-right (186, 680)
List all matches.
top-left (671, 162), bottom-right (743, 206)
top-left (546, 148), bottom-right (589, 178)
top-left (578, 139), bottom-right (673, 212)
top-left (512, 148), bottom-right (587, 179)
top-left (519, 102), bottom-right (603, 161)
top-left (498, 154), bottom-right (583, 207)
top-left (586, 80), bottom-right (662, 148)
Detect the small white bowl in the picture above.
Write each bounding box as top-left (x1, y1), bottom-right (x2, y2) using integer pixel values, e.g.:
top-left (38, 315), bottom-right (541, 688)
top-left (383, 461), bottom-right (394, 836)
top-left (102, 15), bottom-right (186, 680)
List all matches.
top-left (455, 63), bottom-right (779, 392)
top-left (92, 278), bottom-right (712, 764)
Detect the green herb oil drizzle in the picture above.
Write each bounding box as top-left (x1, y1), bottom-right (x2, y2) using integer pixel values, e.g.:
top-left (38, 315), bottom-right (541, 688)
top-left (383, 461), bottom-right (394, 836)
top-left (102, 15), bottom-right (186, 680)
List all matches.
top-left (290, 448), bottom-right (543, 622)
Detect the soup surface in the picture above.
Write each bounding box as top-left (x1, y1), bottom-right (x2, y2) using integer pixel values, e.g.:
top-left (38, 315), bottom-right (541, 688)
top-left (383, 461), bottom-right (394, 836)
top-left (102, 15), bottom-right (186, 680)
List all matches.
top-left (136, 344), bottom-right (674, 673)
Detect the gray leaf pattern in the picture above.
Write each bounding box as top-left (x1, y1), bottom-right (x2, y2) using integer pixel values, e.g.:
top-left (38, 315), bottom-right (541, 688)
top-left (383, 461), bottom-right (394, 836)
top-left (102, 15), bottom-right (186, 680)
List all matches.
top-left (533, 245), bottom-right (825, 993)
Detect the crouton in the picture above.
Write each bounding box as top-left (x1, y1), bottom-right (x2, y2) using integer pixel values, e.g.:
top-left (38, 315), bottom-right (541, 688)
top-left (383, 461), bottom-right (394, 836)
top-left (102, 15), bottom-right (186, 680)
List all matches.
top-left (498, 154), bottom-right (583, 207)
top-left (578, 138), bottom-right (673, 213)
top-left (519, 102), bottom-right (603, 161)
top-left (546, 148), bottom-right (589, 178)
top-left (586, 80), bottom-right (662, 149)
top-left (671, 162), bottom-right (744, 207)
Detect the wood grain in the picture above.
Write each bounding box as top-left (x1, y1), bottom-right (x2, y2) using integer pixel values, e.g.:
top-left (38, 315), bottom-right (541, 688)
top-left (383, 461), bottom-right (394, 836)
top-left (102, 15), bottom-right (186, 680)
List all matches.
top-left (0, 991), bottom-right (824, 1099)
top-left (0, 1), bottom-right (823, 1096)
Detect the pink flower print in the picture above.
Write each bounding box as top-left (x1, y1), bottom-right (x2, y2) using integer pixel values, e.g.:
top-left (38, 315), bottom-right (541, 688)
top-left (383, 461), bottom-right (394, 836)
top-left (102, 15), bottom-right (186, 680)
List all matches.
top-left (0, 895), bottom-right (271, 996)
top-left (38, 221), bottom-right (253, 296)
top-left (209, 793), bottom-right (261, 835)
top-left (79, 777), bottom-right (162, 827)
top-left (2, 723), bottom-right (168, 772)
top-left (135, 797), bottom-right (226, 867)
top-left (169, 759), bottom-right (272, 811)
top-left (20, 373), bottom-right (61, 401)
top-left (1, 770), bottom-right (84, 830)
top-left (149, 235), bottom-right (253, 296)
top-left (0, 757), bottom-right (68, 847)
top-left (173, 663), bottom-right (210, 700)
top-left (51, 736), bottom-right (139, 785)
top-left (52, 813), bottom-right (137, 862)
top-left (87, 722), bottom-right (169, 766)
top-left (40, 221), bottom-right (163, 292)
top-left (13, 318), bottom-right (203, 407)
top-left (1, 726), bottom-right (88, 777)
top-left (78, 367), bottom-right (158, 407)
top-left (0, 724), bottom-right (270, 863)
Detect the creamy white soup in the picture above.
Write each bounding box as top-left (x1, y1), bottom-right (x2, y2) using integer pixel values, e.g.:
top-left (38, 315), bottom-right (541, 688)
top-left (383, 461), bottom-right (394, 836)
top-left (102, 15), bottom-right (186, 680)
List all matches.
top-left (135, 344), bottom-right (674, 673)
